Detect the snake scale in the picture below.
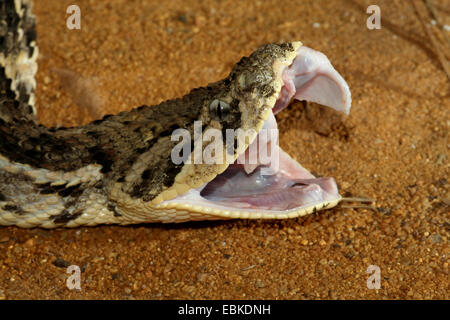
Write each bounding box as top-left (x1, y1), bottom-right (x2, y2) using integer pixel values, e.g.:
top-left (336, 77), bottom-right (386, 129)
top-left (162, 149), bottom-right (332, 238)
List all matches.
top-left (0, 0), bottom-right (352, 228)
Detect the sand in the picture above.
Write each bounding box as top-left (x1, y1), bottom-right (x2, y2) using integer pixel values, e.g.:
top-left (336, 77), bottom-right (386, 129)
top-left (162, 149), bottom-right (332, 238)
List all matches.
top-left (0, 0), bottom-right (448, 299)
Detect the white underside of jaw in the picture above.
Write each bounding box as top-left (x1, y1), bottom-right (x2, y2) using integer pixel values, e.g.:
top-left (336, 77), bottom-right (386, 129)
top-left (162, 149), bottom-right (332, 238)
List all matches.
top-left (158, 45), bottom-right (351, 218)
top-left (156, 182), bottom-right (342, 219)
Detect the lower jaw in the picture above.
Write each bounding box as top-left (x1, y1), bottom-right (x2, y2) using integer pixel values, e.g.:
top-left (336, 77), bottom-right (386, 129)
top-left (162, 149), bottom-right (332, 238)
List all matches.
top-left (199, 143), bottom-right (341, 212)
top-left (157, 141), bottom-right (341, 217)
top-left (155, 185), bottom-right (341, 220)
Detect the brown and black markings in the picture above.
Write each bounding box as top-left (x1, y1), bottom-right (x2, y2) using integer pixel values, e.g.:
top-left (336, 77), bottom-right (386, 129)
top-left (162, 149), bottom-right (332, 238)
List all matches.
top-left (2, 0), bottom-right (308, 227)
top-left (1, 41), bottom-right (293, 208)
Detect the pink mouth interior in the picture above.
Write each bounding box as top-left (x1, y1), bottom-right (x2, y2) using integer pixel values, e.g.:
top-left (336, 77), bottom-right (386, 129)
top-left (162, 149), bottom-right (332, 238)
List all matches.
top-left (169, 46), bottom-right (351, 213)
top-left (200, 162), bottom-right (339, 211)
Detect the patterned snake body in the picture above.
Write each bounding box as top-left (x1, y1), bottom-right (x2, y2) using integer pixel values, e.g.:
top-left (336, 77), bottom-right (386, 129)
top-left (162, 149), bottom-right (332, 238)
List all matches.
top-left (0, 0), bottom-right (352, 227)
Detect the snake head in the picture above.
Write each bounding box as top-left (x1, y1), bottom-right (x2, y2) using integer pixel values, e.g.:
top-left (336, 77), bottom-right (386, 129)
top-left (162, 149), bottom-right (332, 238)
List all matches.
top-left (201, 42), bottom-right (351, 170)
top-left (155, 41), bottom-right (352, 220)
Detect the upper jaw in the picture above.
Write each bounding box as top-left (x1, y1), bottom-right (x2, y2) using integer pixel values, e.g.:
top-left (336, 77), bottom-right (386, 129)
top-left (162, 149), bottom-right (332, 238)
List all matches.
top-left (238, 45), bottom-right (352, 177)
top-left (273, 45), bottom-right (351, 115)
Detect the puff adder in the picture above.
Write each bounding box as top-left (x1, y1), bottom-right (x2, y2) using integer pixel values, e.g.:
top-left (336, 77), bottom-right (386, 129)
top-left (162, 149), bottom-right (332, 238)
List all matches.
top-left (0, 0), bottom-right (353, 228)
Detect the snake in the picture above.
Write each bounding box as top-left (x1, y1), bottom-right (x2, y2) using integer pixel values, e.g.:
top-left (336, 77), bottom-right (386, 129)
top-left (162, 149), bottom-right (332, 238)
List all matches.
top-left (0, 0), bottom-right (353, 228)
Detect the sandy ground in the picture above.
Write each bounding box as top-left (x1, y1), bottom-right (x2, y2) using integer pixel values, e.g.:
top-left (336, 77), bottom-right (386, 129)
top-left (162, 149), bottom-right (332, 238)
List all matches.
top-left (0, 0), bottom-right (448, 299)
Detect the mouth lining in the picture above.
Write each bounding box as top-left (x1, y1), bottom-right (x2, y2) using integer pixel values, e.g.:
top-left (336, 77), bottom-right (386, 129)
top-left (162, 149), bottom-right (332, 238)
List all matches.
top-left (159, 45), bottom-right (351, 216)
top-left (199, 109), bottom-right (339, 212)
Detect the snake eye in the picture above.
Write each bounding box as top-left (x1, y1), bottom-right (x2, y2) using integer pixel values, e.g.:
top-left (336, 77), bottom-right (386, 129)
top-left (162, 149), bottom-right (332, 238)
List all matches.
top-left (209, 99), bottom-right (230, 120)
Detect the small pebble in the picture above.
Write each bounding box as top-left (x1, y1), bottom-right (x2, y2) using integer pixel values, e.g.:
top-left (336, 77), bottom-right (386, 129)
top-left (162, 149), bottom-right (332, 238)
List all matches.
top-left (178, 14), bottom-right (188, 23)
top-left (430, 234), bottom-right (442, 244)
top-left (52, 258), bottom-right (71, 268)
top-left (183, 285), bottom-right (195, 294)
top-left (24, 238), bottom-right (35, 247)
top-left (196, 273), bottom-right (208, 282)
top-left (341, 181), bottom-right (351, 189)
top-left (255, 280), bottom-right (265, 288)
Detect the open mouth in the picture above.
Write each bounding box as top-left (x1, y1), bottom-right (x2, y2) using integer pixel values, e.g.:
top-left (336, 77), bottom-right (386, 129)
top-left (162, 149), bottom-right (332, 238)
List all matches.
top-left (160, 46), bottom-right (351, 218)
